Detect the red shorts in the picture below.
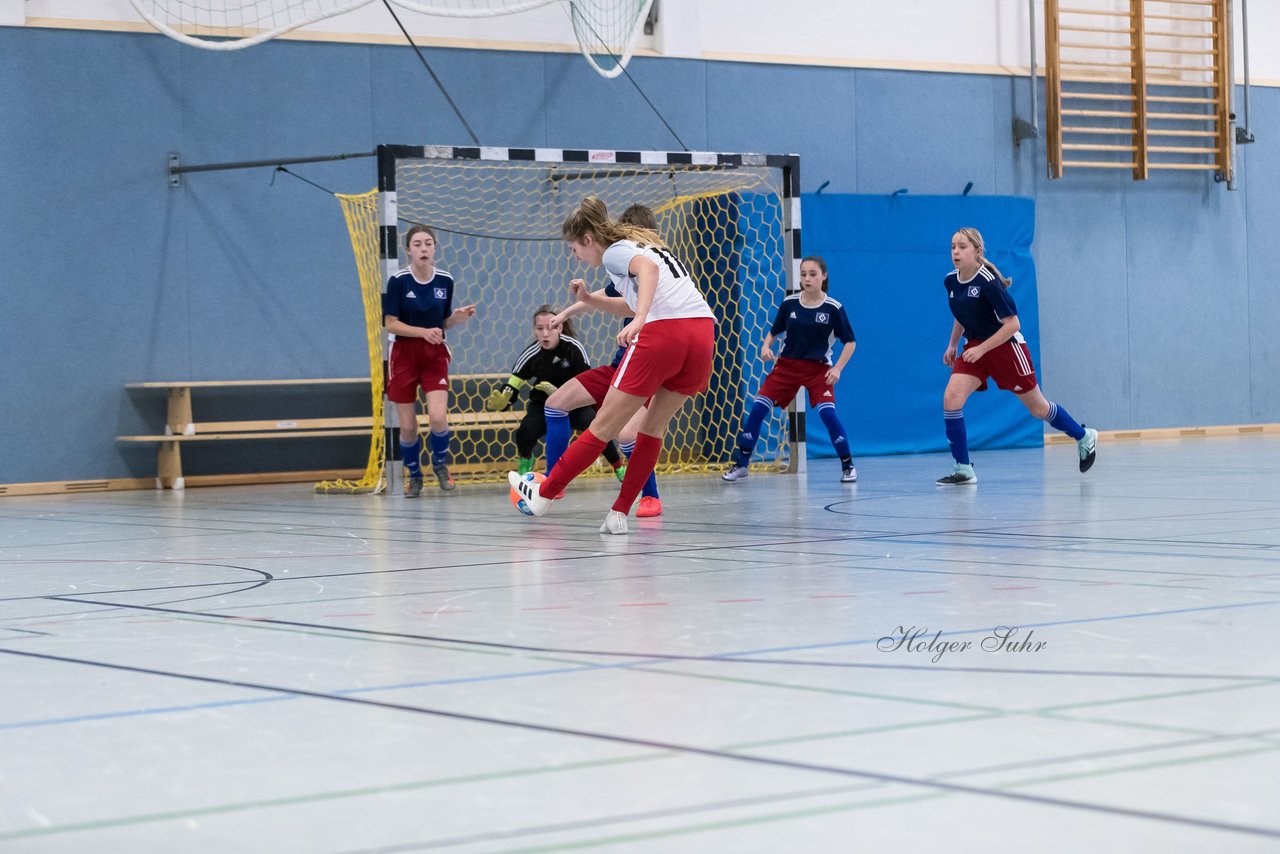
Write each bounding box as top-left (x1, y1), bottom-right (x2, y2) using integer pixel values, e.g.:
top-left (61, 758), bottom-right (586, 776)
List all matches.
top-left (952, 336), bottom-right (1038, 393)
top-left (612, 317), bottom-right (716, 397)
top-left (758, 357), bottom-right (835, 408)
top-left (387, 338), bottom-right (450, 403)
top-left (575, 364), bottom-right (618, 407)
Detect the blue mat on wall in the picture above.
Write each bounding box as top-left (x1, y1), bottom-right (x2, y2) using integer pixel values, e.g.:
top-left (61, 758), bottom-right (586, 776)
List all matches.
top-left (800, 194), bottom-right (1041, 458)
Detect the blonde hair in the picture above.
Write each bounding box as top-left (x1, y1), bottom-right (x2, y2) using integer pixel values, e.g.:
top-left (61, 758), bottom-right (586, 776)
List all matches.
top-left (955, 227), bottom-right (1011, 288)
top-left (562, 196), bottom-right (665, 249)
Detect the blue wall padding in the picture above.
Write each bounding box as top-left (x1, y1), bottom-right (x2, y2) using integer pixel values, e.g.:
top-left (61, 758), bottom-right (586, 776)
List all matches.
top-left (799, 194), bottom-right (1043, 458)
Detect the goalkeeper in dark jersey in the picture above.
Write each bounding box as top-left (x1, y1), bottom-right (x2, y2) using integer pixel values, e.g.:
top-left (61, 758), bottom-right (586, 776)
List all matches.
top-left (486, 306), bottom-right (627, 479)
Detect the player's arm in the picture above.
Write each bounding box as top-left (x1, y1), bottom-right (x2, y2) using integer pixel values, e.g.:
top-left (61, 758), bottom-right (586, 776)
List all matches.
top-left (827, 310), bottom-right (856, 380)
top-left (384, 315), bottom-right (442, 344)
top-left (961, 314), bottom-right (1019, 362)
top-left (760, 332), bottom-right (778, 362)
top-left (616, 256), bottom-right (657, 344)
top-left (826, 339), bottom-right (855, 384)
top-left (443, 304), bottom-right (477, 328)
top-left (943, 320), bottom-right (964, 366)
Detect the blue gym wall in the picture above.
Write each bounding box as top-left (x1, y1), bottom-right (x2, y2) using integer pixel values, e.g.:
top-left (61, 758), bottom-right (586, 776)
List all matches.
top-left (1, 25), bottom-right (1277, 483)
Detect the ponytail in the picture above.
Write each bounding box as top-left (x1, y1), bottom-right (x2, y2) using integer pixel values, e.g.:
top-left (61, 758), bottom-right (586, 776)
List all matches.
top-left (955, 227), bottom-right (1012, 288)
top-left (563, 196), bottom-right (665, 249)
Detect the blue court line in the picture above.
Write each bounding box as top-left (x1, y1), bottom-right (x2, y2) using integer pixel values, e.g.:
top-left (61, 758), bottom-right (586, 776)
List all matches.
top-left (3, 596), bottom-right (1277, 732)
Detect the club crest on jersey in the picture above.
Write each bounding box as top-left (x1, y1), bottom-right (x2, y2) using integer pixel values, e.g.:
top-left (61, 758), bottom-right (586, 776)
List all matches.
top-left (968, 286), bottom-right (981, 298)
top-left (434, 287), bottom-right (447, 299)
top-left (816, 312), bottom-right (829, 323)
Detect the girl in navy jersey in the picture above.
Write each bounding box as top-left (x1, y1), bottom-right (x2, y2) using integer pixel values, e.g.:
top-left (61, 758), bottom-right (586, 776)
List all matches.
top-left (509, 197), bottom-right (715, 534)
top-left (383, 225), bottom-right (477, 496)
top-left (722, 256), bottom-right (858, 483)
top-left (541, 203), bottom-right (664, 518)
top-left (937, 227), bottom-right (1096, 485)
top-left (484, 305), bottom-right (626, 480)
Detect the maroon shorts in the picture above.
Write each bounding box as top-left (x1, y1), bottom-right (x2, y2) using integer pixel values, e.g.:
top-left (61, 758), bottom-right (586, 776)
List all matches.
top-left (758, 357), bottom-right (835, 408)
top-left (387, 338), bottom-right (450, 403)
top-left (612, 317), bottom-right (715, 397)
top-left (952, 336), bottom-right (1038, 393)
top-left (575, 364), bottom-right (618, 407)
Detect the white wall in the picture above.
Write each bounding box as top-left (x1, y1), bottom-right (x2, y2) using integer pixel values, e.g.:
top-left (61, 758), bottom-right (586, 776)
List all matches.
top-left (17, 0), bottom-right (1280, 82)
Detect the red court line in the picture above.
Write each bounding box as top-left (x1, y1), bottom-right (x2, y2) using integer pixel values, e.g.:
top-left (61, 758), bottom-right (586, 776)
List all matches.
top-left (620, 602), bottom-right (669, 607)
top-left (717, 598), bottom-right (765, 603)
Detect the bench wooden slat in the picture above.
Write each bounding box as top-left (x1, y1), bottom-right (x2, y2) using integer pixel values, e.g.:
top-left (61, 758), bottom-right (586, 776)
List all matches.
top-left (119, 430), bottom-right (373, 442)
top-left (126, 378), bottom-right (371, 389)
top-left (120, 374), bottom-right (527, 489)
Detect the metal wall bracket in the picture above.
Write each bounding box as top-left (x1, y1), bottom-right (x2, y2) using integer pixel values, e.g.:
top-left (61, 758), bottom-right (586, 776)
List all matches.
top-left (168, 153), bottom-right (181, 188)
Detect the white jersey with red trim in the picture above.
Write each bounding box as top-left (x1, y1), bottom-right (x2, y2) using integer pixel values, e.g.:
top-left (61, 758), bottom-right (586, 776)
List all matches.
top-left (602, 240), bottom-right (716, 323)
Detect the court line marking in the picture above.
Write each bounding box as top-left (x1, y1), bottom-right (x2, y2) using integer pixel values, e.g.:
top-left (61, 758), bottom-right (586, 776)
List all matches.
top-left (1, 645), bottom-right (1277, 842)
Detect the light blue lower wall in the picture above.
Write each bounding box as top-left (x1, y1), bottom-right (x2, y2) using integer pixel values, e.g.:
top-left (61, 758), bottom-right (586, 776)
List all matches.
top-left (1, 25), bottom-right (1276, 482)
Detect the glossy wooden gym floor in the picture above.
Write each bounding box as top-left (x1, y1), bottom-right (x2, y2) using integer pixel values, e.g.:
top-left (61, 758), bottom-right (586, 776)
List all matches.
top-left (3, 438), bottom-right (1278, 852)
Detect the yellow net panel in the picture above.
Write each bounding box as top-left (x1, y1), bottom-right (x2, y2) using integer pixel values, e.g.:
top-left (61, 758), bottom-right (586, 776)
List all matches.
top-left (329, 157), bottom-right (791, 489)
top-left (315, 190), bottom-right (386, 494)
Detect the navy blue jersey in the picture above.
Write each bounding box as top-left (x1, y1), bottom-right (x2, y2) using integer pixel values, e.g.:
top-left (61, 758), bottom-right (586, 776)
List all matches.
top-left (945, 266), bottom-right (1019, 341)
top-left (770, 295), bottom-right (855, 365)
top-left (604, 281), bottom-right (628, 367)
top-left (510, 336), bottom-right (591, 402)
top-left (383, 268), bottom-right (454, 338)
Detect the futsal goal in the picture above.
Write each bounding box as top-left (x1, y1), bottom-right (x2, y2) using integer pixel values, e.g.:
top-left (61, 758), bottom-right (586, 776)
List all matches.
top-left (318, 144), bottom-right (802, 493)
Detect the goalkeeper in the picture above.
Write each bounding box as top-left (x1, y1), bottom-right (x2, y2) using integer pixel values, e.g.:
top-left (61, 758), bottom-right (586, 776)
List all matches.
top-left (486, 306), bottom-right (627, 479)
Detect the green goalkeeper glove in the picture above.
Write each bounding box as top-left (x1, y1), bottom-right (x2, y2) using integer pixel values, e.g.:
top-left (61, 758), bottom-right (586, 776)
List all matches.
top-left (485, 384), bottom-right (517, 412)
top-left (533, 381), bottom-right (558, 396)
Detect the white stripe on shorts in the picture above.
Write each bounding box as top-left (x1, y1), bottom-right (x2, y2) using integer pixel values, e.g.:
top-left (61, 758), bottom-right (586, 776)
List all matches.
top-left (612, 342), bottom-right (638, 389)
top-left (1010, 340), bottom-right (1033, 376)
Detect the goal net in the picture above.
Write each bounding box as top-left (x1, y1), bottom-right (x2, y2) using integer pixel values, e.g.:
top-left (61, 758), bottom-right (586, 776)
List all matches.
top-left (128, 0), bottom-right (654, 78)
top-left (318, 144), bottom-right (800, 493)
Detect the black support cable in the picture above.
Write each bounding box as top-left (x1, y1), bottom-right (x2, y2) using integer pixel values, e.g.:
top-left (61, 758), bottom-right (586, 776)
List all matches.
top-left (570, 7), bottom-right (688, 151)
top-left (381, 0), bottom-right (481, 146)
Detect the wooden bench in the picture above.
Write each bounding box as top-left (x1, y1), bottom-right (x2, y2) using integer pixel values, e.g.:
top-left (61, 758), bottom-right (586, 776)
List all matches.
top-left (118, 376), bottom-right (523, 489)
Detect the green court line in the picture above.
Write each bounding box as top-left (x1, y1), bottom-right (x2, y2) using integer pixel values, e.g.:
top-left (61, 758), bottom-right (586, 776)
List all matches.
top-left (628, 666), bottom-right (1007, 712)
top-left (493, 791), bottom-right (945, 853)
top-left (1035, 679), bottom-right (1276, 714)
top-left (0, 712), bottom-right (992, 842)
top-left (1040, 711), bottom-right (1280, 744)
top-left (996, 742), bottom-right (1280, 791)
top-left (494, 741), bottom-right (1280, 852)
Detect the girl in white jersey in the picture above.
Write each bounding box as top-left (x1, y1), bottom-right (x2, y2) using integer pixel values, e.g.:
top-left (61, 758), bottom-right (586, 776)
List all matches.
top-left (509, 196), bottom-right (716, 534)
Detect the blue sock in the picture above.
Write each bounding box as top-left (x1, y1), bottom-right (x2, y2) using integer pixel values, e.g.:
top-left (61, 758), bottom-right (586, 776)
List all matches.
top-left (621, 440), bottom-right (659, 499)
top-left (734, 398), bottom-right (772, 466)
top-left (1044, 402), bottom-right (1085, 441)
top-left (400, 439), bottom-right (422, 477)
top-left (816, 403), bottom-right (852, 464)
top-left (429, 430), bottom-right (450, 467)
top-left (944, 408), bottom-right (970, 465)
top-left (544, 407), bottom-right (570, 473)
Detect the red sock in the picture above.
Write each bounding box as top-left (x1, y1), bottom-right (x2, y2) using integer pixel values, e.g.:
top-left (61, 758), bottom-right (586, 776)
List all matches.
top-left (612, 432), bottom-right (661, 513)
top-left (540, 429), bottom-right (608, 498)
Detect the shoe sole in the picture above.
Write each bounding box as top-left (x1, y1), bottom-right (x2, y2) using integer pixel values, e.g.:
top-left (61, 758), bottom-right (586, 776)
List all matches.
top-left (1079, 450), bottom-right (1096, 473)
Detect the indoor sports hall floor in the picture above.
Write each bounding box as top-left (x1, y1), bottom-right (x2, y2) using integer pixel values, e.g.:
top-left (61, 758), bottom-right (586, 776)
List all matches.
top-left (3, 437), bottom-right (1279, 852)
